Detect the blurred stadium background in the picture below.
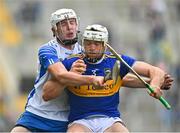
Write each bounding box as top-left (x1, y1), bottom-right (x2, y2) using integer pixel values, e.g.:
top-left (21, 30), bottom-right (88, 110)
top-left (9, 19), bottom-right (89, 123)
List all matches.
top-left (0, 0), bottom-right (180, 131)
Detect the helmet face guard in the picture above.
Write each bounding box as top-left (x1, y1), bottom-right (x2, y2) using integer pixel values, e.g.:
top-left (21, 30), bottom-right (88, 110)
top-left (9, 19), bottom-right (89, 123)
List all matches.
top-left (82, 24), bottom-right (108, 63)
top-left (50, 9), bottom-right (79, 45)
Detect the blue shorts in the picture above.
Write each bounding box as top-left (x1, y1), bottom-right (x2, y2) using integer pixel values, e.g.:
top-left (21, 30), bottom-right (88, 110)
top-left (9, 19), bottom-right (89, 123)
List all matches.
top-left (15, 111), bottom-right (68, 132)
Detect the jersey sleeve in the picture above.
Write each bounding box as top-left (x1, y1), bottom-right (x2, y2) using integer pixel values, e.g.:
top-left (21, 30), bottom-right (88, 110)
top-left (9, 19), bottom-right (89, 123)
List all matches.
top-left (38, 45), bottom-right (59, 69)
top-left (62, 58), bottom-right (71, 71)
top-left (62, 57), bottom-right (80, 71)
top-left (120, 54), bottom-right (136, 78)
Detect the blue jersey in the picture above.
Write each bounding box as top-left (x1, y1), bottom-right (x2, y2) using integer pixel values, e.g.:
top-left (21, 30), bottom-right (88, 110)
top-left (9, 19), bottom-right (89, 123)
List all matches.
top-left (62, 53), bottom-right (136, 122)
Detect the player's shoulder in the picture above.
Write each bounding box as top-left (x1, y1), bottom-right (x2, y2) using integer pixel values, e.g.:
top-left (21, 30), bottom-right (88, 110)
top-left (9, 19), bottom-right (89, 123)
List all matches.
top-left (39, 39), bottom-right (58, 50)
top-left (104, 52), bottom-right (119, 59)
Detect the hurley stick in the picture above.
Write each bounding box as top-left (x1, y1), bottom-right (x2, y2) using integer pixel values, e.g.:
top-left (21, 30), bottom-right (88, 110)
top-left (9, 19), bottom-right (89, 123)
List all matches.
top-left (106, 43), bottom-right (171, 110)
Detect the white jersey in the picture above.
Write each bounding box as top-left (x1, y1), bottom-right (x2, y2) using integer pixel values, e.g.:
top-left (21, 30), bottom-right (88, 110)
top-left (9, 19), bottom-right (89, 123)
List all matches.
top-left (25, 39), bottom-right (81, 121)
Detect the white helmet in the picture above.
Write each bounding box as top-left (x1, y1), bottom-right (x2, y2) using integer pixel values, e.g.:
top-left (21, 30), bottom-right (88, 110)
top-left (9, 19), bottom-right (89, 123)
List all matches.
top-left (83, 24), bottom-right (108, 45)
top-left (82, 24), bottom-right (109, 63)
top-left (50, 8), bottom-right (78, 29)
top-left (50, 8), bottom-right (79, 45)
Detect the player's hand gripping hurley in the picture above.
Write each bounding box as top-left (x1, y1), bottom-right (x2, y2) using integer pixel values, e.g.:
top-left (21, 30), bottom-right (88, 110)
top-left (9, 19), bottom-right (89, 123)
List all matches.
top-left (106, 43), bottom-right (171, 110)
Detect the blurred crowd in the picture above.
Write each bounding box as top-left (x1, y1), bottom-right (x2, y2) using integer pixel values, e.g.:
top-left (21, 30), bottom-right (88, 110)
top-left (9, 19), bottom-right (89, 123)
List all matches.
top-left (0, 0), bottom-right (180, 131)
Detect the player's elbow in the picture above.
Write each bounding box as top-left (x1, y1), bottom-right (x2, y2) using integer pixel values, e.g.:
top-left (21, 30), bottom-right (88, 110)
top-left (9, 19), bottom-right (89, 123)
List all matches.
top-left (42, 88), bottom-right (58, 101)
top-left (42, 93), bottom-right (51, 101)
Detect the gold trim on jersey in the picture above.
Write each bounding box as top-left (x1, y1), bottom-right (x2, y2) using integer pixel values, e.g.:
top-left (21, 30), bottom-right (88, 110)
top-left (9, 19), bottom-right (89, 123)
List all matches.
top-left (68, 76), bottom-right (122, 97)
top-left (66, 53), bottom-right (84, 59)
top-left (104, 53), bottom-right (116, 59)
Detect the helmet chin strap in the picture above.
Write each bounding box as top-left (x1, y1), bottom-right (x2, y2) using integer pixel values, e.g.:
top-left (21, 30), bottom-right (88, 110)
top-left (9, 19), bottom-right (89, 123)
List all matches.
top-left (56, 36), bottom-right (78, 46)
top-left (56, 31), bottom-right (78, 46)
top-left (62, 36), bottom-right (78, 45)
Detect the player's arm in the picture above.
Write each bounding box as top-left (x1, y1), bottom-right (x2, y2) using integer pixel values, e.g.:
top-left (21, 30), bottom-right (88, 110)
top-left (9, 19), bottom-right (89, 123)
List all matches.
top-left (43, 59), bottom-right (89, 101)
top-left (122, 73), bottom-right (150, 88)
top-left (48, 62), bottom-right (91, 85)
top-left (47, 58), bottom-right (98, 86)
top-left (43, 77), bottom-right (65, 101)
top-left (39, 46), bottom-right (103, 87)
top-left (131, 61), bottom-right (169, 88)
top-left (122, 73), bottom-right (173, 90)
top-left (130, 61), bottom-right (166, 98)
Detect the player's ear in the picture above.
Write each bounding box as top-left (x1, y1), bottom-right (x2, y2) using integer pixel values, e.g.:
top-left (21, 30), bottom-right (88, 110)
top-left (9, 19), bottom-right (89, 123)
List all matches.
top-left (51, 27), bottom-right (55, 37)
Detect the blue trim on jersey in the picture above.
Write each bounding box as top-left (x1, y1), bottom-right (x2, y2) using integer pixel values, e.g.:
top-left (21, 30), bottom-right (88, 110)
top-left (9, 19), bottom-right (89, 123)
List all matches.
top-left (25, 88), bottom-right (36, 109)
top-left (15, 111), bottom-right (68, 132)
top-left (38, 45), bottom-right (59, 69)
top-left (34, 44), bottom-right (60, 84)
top-left (34, 65), bottom-right (46, 84)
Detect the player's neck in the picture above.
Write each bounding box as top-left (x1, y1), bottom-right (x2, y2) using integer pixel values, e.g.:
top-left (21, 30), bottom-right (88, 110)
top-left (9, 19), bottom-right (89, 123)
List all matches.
top-left (56, 38), bottom-right (74, 50)
top-left (62, 44), bottom-right (74, 50)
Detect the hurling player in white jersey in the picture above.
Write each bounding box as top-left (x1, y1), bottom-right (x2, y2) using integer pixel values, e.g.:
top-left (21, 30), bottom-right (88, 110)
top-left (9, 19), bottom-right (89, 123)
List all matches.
top-left (11, 9), bottom-right (105, 132)
top-left (43, 24), bottom-right (173, 133)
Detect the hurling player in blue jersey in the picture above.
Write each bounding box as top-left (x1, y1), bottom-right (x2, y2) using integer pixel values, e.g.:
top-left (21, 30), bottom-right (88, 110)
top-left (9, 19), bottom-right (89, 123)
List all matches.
top-left (43, 24), bottom-right (173, 132)
top-left (11, 9), bottom-right (105, 133)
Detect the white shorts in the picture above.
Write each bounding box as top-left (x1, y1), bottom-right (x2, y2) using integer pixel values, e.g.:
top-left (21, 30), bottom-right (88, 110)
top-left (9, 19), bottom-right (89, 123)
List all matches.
top-left (68, 116), bottom-right (123, 133)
